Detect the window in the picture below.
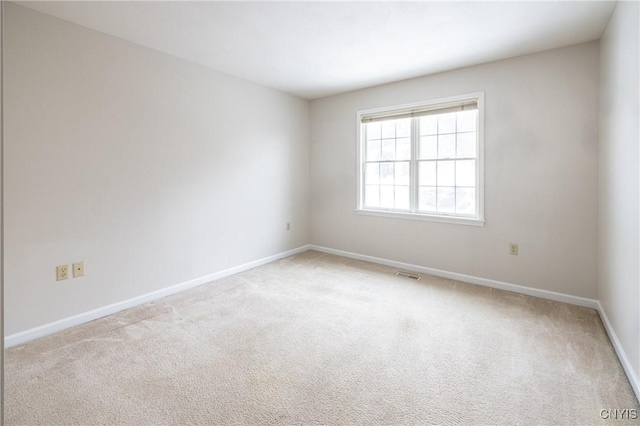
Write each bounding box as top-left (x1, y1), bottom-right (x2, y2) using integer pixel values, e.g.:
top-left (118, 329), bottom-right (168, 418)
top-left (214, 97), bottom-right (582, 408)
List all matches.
top-left (357, 93), bottom-right (484, 226)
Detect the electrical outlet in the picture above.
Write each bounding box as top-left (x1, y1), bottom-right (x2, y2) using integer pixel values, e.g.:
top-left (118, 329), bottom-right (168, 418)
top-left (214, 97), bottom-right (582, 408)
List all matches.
top-left (509, 243), bottom-right (519, 256)
top-left (73, 261), bottom-right (84, 278)
top-left (56, 264), bottom-right (69, 281)
top-left (286, 222), bottom-right (291, 231)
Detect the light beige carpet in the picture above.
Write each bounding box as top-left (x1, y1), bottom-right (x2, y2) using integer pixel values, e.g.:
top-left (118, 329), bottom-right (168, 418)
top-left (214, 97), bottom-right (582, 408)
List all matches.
top-left (5, 250), bottom-right (639, 425)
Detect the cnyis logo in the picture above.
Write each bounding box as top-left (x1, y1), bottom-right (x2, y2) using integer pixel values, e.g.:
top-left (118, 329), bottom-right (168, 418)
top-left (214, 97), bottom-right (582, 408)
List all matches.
top-left (599, 409), bottom-right (638, 420)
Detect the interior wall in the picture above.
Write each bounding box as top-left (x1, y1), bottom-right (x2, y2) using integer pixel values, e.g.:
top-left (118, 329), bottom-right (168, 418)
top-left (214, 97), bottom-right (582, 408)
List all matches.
top-left (1, 2), bottom-right (5, 422)
top-left (598, 1), bottom-right (640, 386)
top-left (310, 42), bottom-right (599, 299)
top-left (4, 3), bottom-right (310, 335)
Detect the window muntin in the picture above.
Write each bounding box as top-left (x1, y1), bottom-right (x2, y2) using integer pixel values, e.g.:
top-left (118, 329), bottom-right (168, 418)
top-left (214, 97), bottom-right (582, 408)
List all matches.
top-left (358, 94), bottom-right (484, 224)
top-left (364, 118), bottom-right (412, 210)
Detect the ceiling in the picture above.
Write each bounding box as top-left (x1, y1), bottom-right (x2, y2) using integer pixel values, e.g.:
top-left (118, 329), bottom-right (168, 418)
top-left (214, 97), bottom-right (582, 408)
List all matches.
top-left (18, 1), bottom-right (615, 100)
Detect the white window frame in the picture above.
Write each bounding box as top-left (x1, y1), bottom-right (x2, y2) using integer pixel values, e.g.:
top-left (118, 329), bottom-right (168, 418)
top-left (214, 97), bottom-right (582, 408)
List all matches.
top-left (356, 92), bottom-right (485, 226)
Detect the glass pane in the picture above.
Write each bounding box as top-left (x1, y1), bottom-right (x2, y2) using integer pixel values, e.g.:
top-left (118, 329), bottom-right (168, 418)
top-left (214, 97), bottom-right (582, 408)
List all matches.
top-left (419, 161), bottom-right (436, 186)
top-left (456, 188), bottom-right (476, 215)
top-left (438, 113), bottom-right (456, 134)
top-left (437, 160), bottom-right (455, 186)
top-left (380, 186), bottom-right (394, 208)
top-left (395, 186), bottom-right (410, 210)
top-left (420, 116), bottom-right (438, 135)
top-left (380, 163), bottom-right (394, 185)
top-left (418, 187), bottom-right (437, 212)
top-left (438, 134), bottom-right (455, 159)
top-left (367, 139), bottom-right (381, 161)
top-left (437, 187), bottom-right (455, 213)
top-left (395, 162), bottom-right (410, 186)
top-left (365, 163), bottom-right (380, 185)
top-left (381, 139), bottom-right (395, 161)
top-left (396, 119), bottom-right (411, 138)
top-left (455, 160), bottom-right (475, 187)
top-left (366, 122), bottom-right (381, 141)
top-left (364, 107), bottom-right (480, 216)
top-left (365, 185), bottom-right (380, 208)
top-left (457, 110), bottom-right (477, 132)
top-left (419, 136), bottom-right (437, 159)
top-left (396, 138), bottom-right (411, 160)
top-left (456, 132), bottom-right (476, 158)
top-left (381, 121), bottom-right (395, 139)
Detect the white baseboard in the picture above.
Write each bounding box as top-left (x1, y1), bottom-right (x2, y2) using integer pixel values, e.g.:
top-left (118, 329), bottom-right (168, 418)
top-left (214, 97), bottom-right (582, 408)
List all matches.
top-left (597, 301), bottom-right (640, 402)
top-left (7, 243), bottom-right (638, 405)
top-left (310, 244), bottom-right (639, 403)
top-left (5, 245), bottom-right (311, 348)
top-left (309, 245), bottom-right (599, 309)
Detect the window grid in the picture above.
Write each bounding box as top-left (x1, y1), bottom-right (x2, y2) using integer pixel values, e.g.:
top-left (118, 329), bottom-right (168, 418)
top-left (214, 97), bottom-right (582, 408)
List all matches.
top-left (416, 113), bottom-right (477, 216)
top-left (363, 119), bottom-right (412, 211)
top-left (361, 107), bottom-right (479, 218)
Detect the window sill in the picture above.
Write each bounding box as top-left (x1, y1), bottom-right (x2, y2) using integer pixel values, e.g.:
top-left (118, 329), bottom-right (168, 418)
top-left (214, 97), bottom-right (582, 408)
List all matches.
top-left (355, 209), bottom-right (486, 227)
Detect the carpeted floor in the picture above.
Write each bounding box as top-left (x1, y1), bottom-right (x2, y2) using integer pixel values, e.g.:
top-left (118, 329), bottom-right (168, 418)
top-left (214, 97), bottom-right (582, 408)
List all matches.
top-left (5, 250), bottom-right (639, 425)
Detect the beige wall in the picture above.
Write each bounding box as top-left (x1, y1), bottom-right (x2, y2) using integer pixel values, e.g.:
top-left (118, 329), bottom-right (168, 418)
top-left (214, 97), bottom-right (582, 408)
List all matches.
top-left (310, 42), bottom-right (599, 299)
top-left (4, 3), bottom-right (310, 335)
top-left (599, 1), bottom-right (640, 389)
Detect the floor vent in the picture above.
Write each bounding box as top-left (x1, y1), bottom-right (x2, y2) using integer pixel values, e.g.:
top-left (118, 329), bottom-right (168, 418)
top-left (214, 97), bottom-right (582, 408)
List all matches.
top-left (395, 271), bottom-right (421, 280)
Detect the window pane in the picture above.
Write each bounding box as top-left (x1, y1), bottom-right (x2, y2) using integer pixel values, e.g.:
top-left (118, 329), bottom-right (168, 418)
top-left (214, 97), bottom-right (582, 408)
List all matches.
top-left (396, 119), bottom-right (411, 138)
top-left (438, 134), bottom-right (455, 159)
top-left (419, 187), bottom-right (437, 212)
top-left (419, 161), bottom-right (436, 186)
top-left (395, 186), bottom-right (410, 210)
top-left (395, 162), bottom-right (410, 186)
top-left (420, 116), bottom-right (438, 135)
top-left (456, 160), bottom-right (475, 187)
top-left (456, 188), bottom-right (476, 215)
top-left (437, 187), bottom-right (455, 213)
top-left (381, 121), bottom-right (396, 139)
top-left (362, 101), bottom-right (481, 219)
top-left (420, 136), bottom-right (437, 159)
top-left (365, 185), bottom-right (380, 208)
top-left (457, 110), bottom-right (477, 132)
top-left (381, 139), bottom-right (395, 160)
top-left (367, 139), bottom-right (381, 161)
top-left (380, 186), bottom-right (394, 208)
top-left (396, 138), bottom-right (411, 160)
top-left (456, 132), bottom-right (476, 158)
top-left (365, 163), bottom-right (380, 185)
top-left (437, 161), bottom-right (455, 186)
top-left (366, 122), bottom-right (381, 140)
top-left (438, 113), bottom-right (456, 134)
top-left (380, 163), bottom-right (394, 185)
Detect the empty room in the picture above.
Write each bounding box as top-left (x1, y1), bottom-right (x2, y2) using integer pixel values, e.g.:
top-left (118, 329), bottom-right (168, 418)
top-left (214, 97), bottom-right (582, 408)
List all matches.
top-left (1, 0), bottom-right (639, 424)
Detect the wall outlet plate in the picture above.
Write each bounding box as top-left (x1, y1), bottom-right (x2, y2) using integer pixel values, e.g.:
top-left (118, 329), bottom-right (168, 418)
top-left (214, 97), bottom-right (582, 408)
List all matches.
top-left (509, 243), bottom-right (519, 256)
top-left (56, 264), bottom-right (69, 281)
top-left (72, 261), bottom-right (84, 278)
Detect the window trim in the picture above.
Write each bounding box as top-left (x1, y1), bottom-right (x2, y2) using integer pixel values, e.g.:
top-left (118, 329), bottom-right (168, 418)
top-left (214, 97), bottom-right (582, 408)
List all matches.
top-left (355, 92), bottom-right (485, 226)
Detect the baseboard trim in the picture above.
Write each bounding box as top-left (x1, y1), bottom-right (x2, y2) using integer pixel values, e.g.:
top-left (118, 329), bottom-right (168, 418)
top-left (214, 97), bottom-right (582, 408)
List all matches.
top-left (7, 243), bottom-right (638, 404)
top-left (309, 245), bottom-right (599, 309)
top-left (5, 245), bottom-right (311, 348)
top-left (597, 301), bottom-right (640, 402)
top-left (309, 244), bottom-right (640, 403)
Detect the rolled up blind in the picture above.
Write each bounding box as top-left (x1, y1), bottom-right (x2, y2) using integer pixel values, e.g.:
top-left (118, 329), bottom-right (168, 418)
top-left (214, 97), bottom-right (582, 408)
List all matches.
top-left (361, 99), bottom-right (478, 123)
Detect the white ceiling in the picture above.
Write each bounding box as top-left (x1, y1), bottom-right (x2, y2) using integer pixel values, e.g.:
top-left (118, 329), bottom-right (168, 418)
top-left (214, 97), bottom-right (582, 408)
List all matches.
top-left (18, 1), bottom-right (615, 99)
